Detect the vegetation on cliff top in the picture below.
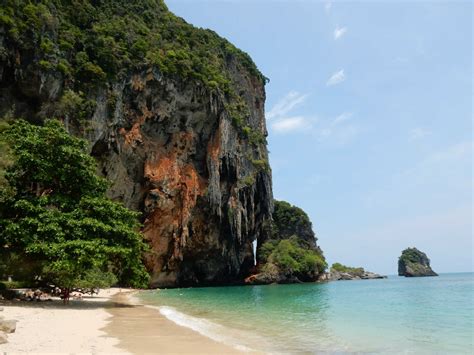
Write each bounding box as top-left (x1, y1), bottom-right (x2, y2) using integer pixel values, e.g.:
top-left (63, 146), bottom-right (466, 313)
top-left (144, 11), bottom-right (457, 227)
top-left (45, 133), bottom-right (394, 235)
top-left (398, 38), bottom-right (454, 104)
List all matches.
top-left (0, 119), bottom-right (149, 292)
top-left (253, 200), bottom-right (327, 283)
top-left (271, 200), bottom-right (315, 243)
top-left (1, 0), bottom-right (268, 150)
top-left (0, 0), bottom-right (266, 90)
top-left (398, 247), bottom-right (438, 277)
top-left (330, 263), bottom-right (365, 277)
top-left (260, 237), bottom-right (327, 281)
top-left (399, 248), bottom-right (428, 264)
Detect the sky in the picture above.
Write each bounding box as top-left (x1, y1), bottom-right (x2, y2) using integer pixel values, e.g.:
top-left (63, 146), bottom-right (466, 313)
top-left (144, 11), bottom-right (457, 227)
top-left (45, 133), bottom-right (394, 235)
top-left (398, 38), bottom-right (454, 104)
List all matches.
top-left (166, 0), bottom-right (473, 274)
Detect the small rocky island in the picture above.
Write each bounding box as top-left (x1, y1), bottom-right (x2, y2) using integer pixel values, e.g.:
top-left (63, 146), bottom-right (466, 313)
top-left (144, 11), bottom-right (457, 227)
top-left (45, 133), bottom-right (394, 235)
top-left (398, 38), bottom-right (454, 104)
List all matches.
top-left (398, 248), bottom-right (438, 277)
top-left (321, 263), bottom-right (387, 281)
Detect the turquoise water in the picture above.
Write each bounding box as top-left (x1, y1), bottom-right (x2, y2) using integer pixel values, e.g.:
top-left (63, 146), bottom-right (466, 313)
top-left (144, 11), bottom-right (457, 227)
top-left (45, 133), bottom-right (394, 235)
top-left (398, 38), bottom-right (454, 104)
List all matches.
top-left (139, 273), bottom-right (473, 353)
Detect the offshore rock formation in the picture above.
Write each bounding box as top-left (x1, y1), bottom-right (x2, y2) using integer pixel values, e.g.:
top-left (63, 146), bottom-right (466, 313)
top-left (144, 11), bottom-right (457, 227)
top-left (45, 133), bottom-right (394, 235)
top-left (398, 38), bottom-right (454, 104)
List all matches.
top-left (322, 270), bottom-right (387, 281)
top-left (398, 248), bottom-right (438, 277)
top-left (0, 0), bottom-right (273, 287)
top-left (324, 262), bottom-right (386, 281)
top-left (246, 201), bottom-right (326, 285)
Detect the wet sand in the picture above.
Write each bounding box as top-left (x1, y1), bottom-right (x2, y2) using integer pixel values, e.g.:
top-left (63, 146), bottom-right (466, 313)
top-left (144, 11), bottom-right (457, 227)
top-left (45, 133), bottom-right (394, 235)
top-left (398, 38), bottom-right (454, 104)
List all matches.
top-left (104, 291), bottom-right (241, 354)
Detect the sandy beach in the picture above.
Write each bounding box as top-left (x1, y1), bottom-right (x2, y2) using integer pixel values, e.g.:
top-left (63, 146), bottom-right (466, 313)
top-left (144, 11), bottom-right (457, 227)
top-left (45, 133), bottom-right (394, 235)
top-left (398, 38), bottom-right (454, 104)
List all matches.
top-left (105, 292), bottom-right (241, 354)
top-left (0, 288), bottom-right (240, 354)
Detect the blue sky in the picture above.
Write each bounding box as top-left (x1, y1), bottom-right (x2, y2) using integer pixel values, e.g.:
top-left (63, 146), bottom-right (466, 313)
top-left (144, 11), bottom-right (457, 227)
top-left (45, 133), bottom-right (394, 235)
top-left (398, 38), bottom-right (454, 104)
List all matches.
top-left (166, 0), bottom-right (472, 274)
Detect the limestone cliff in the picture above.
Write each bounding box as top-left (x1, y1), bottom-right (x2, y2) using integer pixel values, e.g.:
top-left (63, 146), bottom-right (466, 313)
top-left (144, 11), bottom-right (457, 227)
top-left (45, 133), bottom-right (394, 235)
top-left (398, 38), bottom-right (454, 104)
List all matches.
top-left (0, 0), bottom-right (273, 287)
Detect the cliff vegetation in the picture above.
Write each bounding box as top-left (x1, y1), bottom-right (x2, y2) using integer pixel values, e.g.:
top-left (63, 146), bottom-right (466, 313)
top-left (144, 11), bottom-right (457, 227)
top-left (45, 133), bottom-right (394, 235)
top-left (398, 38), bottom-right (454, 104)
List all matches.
top-left (247, 200), bottom-right (326, 284)
top-left (331, 263), bottom-right (365, 277)
top-left (1, 0), bottom-right (267, 136)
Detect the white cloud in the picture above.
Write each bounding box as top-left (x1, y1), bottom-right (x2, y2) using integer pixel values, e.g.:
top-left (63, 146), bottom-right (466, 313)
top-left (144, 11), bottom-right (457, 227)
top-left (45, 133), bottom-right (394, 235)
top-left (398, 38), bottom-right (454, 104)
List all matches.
top-left (326, 69), bottom-right (346, 86)
top-left (267, 93), bottom-right (358, 143)
top-left (333, 112), bottom-right (353, 125)
top-left (410, 127), bottom-right (432, 140)
top-left (266, 91), bottom-right (308, 120)
top-left (334, 26), bottom-right (347, 40)
top-left (271, 116), bottom-right (311, 133)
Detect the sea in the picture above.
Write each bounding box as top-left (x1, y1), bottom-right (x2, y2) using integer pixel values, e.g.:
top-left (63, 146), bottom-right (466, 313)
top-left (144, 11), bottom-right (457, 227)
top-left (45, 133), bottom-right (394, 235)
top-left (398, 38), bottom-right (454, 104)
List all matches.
top-left (138, 273), bottom-right (473, 353)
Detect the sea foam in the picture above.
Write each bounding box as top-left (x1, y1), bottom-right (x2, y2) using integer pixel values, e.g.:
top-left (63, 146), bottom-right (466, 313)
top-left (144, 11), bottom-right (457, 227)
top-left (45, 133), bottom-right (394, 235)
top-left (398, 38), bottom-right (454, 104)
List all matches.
top-left (146, 305), bottom-right (256, 352)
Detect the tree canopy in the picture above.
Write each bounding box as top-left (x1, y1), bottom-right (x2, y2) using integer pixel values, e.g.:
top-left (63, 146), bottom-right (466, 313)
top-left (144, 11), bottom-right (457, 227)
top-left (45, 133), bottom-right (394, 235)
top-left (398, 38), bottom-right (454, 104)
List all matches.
top-left (0, 119), bottom-right (149, 291)
top-left (330, 263), bottom-right (365, 277)
top-left (260, 237), bottom-right (327, 281)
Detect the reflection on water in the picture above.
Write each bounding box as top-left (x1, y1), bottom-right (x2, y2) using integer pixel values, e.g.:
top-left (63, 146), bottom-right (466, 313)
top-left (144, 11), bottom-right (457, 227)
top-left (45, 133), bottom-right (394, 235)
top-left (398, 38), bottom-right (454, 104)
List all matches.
top-left (139, 273), bottom-right (473, 353)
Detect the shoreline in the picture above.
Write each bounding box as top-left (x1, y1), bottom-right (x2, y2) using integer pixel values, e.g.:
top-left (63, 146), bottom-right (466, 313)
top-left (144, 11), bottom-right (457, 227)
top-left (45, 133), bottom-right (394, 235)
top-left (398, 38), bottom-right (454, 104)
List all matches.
top-left (104, 290), bottom-right (242, 354)
top-left (0, 288), bottom-right (242, 354)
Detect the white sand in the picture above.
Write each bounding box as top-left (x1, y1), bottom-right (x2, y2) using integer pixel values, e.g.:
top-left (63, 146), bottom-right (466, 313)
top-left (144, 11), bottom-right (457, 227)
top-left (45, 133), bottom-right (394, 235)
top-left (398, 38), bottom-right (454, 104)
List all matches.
top-left (0, 288), bottom-right (128, 354)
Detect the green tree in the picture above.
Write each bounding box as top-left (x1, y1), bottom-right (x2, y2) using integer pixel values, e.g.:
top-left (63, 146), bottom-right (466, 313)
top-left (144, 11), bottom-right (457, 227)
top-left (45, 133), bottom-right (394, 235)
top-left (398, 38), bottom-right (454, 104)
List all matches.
top-left (0, 119), bottom-right (149, 298)
top-left (0, 115), bottom-right (14, 191)
top-left (330, 263), bottom-right (365, 277)
top-left (260, 237), bottom-right (327, 281)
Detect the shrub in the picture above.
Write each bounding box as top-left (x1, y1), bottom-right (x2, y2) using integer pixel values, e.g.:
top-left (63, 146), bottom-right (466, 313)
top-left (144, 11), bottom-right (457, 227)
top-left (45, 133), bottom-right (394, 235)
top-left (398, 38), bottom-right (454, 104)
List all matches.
top-left (331, 263), bottom-right (365, 276)
top-left (260, 237), bottom-right (327, 278)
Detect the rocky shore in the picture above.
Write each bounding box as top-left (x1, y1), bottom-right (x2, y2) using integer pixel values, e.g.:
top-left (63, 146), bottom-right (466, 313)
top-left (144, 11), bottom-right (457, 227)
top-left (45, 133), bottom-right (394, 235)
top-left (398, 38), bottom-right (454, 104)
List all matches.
top-left (320, 270), bottom-right (387, 281)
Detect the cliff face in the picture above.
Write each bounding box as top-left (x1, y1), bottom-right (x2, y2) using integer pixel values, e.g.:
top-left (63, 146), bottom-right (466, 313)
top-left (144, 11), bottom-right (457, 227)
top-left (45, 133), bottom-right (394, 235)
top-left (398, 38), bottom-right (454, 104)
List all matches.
top-left (97, 67), bottom-right (272, 287)
top-left (0, 0), bottom-right (273, 287)
top-left (398, 248), bottom-right (438, 277)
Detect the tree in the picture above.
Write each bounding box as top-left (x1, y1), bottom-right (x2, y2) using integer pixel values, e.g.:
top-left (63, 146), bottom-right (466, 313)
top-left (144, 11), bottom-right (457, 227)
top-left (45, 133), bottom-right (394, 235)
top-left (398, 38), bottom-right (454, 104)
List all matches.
top-left (260, 237), bottom-right (327, 282)
top-left (0, 119), bottom-right (149, 300)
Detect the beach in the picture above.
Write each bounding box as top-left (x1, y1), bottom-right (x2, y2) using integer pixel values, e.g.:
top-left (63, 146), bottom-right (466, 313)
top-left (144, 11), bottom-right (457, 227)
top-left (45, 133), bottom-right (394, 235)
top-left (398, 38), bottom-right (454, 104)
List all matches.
top-left (0, 288), bottom-right (240, 354)
top-left (1, 274), bottom-right (472, 354)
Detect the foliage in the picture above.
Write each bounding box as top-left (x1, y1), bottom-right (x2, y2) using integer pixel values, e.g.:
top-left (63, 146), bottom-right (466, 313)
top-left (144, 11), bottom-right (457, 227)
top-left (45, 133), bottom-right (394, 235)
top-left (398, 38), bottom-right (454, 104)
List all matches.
top-left (331, 263), bottom-right (365, 276)
top-left (399, 248), bottom-right (428, 264)
top-left (256, 200), bottom-right (326, 282)
top-left (65, 268), bottom-right (117, 290)
top-left (260, 237), bottom-right (327, 279)
top-left (0, 114), bottom-right (14, 191)
top-left (1, 0), bottom-right (268, 147)
top-left (0, 251), bottom-right (41, 283)
top-left (55, 89), bottom-right (96, 125)
top-left (272, 200), bottom-right (313, 242)
top-left (273, 201), bottom-right (311, 231)
top-left (251, 159), bottom-right (270, 172)
top-left (239, 175), bottom-right (256, 188)
top-left (0, 280), bottom-right (32, 290)
top-left (0, 0), bottom-right (266, 92)
top-left (245, 128), bottom-right (267, 146)
top-left (0, 119), bottom-right (149, 291)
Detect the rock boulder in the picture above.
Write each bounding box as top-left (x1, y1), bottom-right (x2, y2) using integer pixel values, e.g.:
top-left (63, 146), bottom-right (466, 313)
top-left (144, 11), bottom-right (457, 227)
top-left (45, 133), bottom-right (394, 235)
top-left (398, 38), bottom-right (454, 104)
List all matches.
top-left (0, 319), bottom-right (17, 333)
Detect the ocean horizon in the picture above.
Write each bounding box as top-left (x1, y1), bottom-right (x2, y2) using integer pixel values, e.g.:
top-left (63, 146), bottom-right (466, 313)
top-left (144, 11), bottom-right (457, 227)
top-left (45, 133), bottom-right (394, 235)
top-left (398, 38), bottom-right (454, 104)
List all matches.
top-left (138, 272), bottom-right (474, 353)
